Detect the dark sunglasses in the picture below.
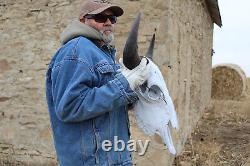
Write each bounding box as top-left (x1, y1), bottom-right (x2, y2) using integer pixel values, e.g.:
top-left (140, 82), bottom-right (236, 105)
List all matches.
top-left (84, 14), bottom-right (117, 24)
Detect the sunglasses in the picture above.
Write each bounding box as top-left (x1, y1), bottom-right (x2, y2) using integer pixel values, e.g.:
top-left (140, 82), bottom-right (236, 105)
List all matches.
top-left (84, 14), bottom-right (117, 24)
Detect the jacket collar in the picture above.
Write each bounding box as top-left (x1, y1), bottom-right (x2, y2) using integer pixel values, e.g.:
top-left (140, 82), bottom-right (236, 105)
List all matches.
top-left (60, 19), bottom-right (103, 45)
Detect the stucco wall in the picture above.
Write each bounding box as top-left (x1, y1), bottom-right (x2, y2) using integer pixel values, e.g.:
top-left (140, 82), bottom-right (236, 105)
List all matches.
top-left (0, 0), bottom-right (213, 165)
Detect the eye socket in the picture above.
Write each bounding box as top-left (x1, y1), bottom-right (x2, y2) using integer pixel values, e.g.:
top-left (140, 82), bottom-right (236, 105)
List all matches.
top-left (138, 83), bottom-right (163, 101)
top-left (139, 81), bottom-right (147, 93)
top-left (148, 85), bottom-right (163, 100)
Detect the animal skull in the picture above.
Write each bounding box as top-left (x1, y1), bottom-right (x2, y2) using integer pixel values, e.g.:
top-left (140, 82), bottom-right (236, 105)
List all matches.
top-left (123, 13), bottom-right (179, 155)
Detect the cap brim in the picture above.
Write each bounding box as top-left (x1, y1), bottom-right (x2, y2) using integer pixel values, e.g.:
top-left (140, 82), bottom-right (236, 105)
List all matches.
top-left (88, 5), bottom-right (124, 17)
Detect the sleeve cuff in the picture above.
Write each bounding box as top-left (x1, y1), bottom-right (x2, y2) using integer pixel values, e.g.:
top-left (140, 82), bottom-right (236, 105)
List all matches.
top-left (111, 73), bottom-right (139, 104)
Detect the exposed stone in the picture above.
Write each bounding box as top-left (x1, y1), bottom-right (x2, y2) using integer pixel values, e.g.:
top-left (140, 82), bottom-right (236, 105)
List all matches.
top-left (0, 59), bottom-right (11, 73)
top-left (0, 97), bottom-right (10, 102)
top-left (59, 1), bottom-right (71, 6)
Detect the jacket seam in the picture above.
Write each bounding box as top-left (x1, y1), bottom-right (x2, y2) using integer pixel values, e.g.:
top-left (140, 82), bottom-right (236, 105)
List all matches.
top-left (62, 57), bottom-right (94, 74)
top-left (71, 37), bottom-right (81, 56)
top-left (80, 125), bottom-right (86, 165)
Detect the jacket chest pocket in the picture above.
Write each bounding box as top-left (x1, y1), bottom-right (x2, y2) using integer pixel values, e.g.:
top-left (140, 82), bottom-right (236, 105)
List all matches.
top-left (95, 62), bottom-right (115, 85)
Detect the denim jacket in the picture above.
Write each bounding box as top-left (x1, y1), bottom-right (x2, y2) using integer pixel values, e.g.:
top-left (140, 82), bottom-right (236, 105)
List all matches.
top-left (46, 35), bottom-right (138, 165)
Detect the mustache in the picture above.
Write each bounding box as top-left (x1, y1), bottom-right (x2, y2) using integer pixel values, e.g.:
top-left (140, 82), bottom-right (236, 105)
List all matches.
top-left (102, 26), bottom-right (113, 32)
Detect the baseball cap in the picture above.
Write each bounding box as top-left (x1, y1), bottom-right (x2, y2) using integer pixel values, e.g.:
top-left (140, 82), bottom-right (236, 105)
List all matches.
top-left (79, 0), bottom-right (124, 19)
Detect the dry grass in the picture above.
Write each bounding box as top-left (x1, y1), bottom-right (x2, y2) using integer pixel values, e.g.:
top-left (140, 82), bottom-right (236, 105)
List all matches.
top-left (174, 78), bottom-right (250, 165)
top-left (212, 64), bottom-right (247, 100)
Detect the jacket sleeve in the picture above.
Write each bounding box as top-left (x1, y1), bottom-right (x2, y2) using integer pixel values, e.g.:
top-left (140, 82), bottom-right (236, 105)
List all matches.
top-left (51, 58), bottom-right (138, 123)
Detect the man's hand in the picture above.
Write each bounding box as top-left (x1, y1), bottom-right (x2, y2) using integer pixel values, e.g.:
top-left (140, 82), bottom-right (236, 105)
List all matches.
top-left (119, 57), bottom-right (150, 91)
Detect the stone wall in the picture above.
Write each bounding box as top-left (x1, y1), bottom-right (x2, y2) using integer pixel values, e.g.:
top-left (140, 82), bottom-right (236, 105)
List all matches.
top-left (0, 0), bottom-right (214, 165)
top-left (115, 0), bottom-right (214, 165)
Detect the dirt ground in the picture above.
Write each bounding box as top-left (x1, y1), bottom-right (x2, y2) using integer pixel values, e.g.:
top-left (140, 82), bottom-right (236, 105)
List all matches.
top-left (174, 78), bottom-right (250, 166)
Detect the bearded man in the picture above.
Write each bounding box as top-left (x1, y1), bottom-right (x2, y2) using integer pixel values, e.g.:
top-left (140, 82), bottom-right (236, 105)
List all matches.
top-left (45, 0), bottom-right (150, 165)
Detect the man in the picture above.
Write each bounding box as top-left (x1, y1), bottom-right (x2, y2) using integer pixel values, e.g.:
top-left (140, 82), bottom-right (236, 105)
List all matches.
top-left (45, 0), bottom-right (150, 165)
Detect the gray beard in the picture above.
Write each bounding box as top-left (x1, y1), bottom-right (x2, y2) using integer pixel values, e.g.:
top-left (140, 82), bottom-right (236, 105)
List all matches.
top-left (100, 31), bottom-right (115, 45)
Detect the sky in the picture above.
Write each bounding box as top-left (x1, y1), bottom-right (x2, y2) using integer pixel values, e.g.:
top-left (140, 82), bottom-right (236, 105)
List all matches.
top-left (213, 0), bottom-right (250, 76)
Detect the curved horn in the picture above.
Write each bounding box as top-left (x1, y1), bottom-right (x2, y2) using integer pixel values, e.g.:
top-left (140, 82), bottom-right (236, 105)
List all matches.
top-left (146, 33), bottom-right (155, 59)
top-left (123, 13), bottom-right (141, 70)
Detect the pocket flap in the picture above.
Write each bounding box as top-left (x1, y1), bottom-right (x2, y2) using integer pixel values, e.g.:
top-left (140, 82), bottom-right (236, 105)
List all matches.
top-left (96, 63), bottom-right (114, 74)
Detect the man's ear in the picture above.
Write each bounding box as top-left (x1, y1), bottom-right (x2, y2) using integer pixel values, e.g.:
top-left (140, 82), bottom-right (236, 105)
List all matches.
top-left (80, 17), bottom-right (85, 23)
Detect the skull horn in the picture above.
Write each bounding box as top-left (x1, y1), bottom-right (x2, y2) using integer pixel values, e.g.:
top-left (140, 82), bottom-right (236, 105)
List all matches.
top-left (123, 13), bottom-right (141, 70)
top-left (146, 34), bottom-right (155, 59)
